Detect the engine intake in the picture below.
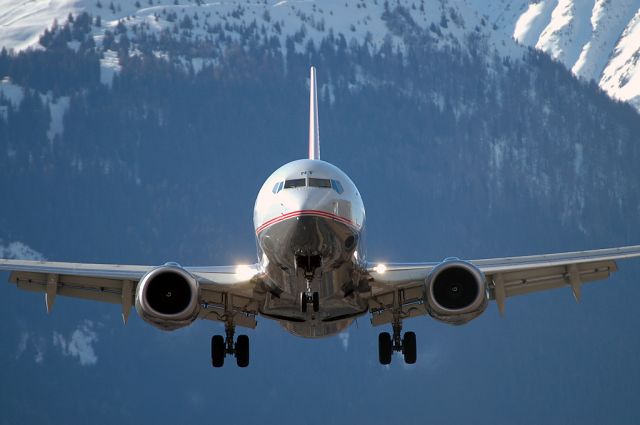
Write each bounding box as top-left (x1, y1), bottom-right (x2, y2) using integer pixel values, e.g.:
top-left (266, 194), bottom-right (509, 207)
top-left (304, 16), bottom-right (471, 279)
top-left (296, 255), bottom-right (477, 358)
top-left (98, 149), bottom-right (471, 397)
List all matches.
top-left (425, 259), bottom-right (488, 325)
top-left (135, 265), bottom-right (200, 331)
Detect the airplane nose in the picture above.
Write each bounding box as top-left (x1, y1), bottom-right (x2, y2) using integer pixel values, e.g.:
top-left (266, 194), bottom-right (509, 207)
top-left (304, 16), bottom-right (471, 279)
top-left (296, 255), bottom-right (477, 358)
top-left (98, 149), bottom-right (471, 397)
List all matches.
top-left (283, 190), bottom-right (314, 213)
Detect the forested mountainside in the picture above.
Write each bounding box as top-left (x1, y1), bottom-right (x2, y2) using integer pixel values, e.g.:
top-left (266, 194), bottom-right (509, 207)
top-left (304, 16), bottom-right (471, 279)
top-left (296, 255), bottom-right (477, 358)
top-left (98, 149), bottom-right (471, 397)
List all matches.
top-left (1, 5), bottom-right (638, 265)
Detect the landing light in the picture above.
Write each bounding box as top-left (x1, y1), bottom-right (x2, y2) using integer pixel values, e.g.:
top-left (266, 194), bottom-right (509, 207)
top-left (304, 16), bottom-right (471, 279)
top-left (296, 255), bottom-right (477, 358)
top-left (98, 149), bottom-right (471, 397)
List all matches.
top-left (374, 264), bottom-right (387, 274)
top-left (235, 265), bottom-right (254, 280)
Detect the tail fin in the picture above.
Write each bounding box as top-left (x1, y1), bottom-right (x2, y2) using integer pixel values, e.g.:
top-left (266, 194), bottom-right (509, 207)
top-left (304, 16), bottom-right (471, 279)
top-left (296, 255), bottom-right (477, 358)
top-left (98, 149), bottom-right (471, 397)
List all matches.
top-left (308, 66), bottom-right (320, 160)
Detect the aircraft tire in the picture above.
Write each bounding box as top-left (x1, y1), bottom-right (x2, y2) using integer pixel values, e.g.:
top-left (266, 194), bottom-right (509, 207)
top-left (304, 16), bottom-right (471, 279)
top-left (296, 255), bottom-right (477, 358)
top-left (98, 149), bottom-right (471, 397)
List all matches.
top-left (236, 335), bottom-right (250, 368)
top-left (378, 332), bottom-right (392, 365)
top-left (402, 331), bottom-right (417, 364)
top-left (211, 335), bottom-right (225, 367)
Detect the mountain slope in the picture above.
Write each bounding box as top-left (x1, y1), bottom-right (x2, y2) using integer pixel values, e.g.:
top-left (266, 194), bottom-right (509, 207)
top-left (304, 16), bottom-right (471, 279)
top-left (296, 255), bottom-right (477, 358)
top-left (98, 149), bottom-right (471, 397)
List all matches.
top-left (495, 0), bottom-right (640, 110)
top-left (3, 0), bottom-right (639, 110)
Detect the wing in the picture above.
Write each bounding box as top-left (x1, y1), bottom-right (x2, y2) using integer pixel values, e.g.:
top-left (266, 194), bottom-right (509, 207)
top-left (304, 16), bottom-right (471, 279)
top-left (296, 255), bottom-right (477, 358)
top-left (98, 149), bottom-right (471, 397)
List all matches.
top-left (0, 259), bottom-right (265, 329)
top-left (365, 245), bottom-right (640, 326)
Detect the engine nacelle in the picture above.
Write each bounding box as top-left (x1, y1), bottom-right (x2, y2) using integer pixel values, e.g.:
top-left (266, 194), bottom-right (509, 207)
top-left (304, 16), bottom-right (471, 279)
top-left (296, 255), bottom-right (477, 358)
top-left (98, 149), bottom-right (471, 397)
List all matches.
top-left (425, 259), bottom-right (488, 325)
top-left (135, 265), bottom-right (200, 331)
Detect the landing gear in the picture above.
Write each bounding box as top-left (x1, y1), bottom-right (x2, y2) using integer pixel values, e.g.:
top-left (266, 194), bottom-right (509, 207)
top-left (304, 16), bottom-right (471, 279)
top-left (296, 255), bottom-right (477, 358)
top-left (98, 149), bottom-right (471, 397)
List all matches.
top-left (296, 254), bottom-right (322, 314)
top-left (300, 290), bottom-right (320, 313)
top-left (377, 318), bottom-right (417, 365)
top-left (211, 322), bottom-right (250, 368)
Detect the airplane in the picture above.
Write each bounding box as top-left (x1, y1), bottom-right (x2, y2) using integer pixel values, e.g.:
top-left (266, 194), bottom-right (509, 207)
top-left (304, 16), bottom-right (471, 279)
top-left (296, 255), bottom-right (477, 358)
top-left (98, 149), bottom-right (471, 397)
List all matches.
top-left (1, 66), bottom-right (640, 368)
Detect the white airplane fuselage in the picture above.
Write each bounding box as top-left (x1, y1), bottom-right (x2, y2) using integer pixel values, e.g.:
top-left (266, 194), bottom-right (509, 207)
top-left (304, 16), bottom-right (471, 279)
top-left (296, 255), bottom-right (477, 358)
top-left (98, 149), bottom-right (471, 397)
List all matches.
top-left (253, 159), bottom-right (368, 337)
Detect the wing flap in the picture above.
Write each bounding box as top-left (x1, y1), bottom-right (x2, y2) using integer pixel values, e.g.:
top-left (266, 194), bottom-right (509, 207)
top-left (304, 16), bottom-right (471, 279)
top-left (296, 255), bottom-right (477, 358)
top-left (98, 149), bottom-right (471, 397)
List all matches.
top-left (11, 271), bottom-right (131, 305)
top-left (492, 259), bottom-right (617, 298)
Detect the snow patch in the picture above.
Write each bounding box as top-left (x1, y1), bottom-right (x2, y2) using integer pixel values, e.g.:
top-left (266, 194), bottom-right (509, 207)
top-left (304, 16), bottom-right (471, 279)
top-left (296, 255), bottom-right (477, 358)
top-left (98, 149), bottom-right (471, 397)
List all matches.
top-left (44, 95), bottom-right (70, 145)
top-left (52, 320), bottom-right (99, 366)
top-left (100, 49), bottom-right (121, 87)
top-left (514, 0), bottom-right (559, 46)
top-left (508, 0), bottom-right (640, 112)
top-left (15, 332), bottom-right (29, 359)
top-left (338, 330), bottom-right (349, 351)
top-left (0, 77), bottom-right (25, 109)
top-left (0, 241), bottom-right (45, 260)
top-left (600, 8), bottom-right (640, 104)
top-left (536, 0), bottom-right (597, 67)
top-left (0, 0), bottom-right (79, 51)
top-left (572, 0), bottom-right (639, 81)
top-left (574, 143), bottom-right (583, 176)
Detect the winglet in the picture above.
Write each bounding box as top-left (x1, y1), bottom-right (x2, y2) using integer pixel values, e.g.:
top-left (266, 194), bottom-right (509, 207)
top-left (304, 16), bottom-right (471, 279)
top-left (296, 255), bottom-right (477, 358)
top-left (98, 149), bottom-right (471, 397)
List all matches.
top-left (308, 66), bottom-right (320, 160)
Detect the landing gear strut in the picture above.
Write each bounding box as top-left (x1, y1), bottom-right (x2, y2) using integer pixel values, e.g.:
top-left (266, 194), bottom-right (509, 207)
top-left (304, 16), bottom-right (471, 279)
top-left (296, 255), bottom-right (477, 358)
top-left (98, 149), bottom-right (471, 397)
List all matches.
top-left (296, 254), bottom-right (321, 313)
top-left (211, 321), bottom-right (250, 368)
top-left (378, 317), bottom-right (416, 365)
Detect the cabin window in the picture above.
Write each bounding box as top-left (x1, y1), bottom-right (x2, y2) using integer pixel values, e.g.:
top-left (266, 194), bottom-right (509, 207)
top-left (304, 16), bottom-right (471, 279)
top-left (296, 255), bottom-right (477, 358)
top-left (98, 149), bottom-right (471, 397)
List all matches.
top-left (308, 178), bottom-right (332, 188)
top-left (284, 178), bottom-right (306, 189)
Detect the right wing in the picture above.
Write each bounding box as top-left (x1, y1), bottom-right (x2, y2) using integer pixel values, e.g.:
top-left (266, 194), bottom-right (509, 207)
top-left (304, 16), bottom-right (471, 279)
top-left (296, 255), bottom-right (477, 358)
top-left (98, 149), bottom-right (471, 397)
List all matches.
top-left (365, 245), bottom-right (640, 326)
top-left (0, 259), bottom-right (266, 328)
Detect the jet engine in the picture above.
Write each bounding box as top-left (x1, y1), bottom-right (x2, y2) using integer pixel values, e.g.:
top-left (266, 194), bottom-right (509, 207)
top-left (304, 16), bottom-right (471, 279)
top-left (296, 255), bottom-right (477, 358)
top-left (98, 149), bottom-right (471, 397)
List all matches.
top-left (425, 259), bottom-right (488, 325)
top-left (135, 265), bottom-right (200, 331)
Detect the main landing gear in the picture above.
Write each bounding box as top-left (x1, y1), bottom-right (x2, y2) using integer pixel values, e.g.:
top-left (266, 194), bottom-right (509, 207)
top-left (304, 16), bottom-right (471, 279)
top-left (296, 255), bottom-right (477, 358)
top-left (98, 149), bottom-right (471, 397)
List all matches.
top-left (378, 318), bottom-right (416, 365)
top-left (211, 322), bottom-right (249, 368)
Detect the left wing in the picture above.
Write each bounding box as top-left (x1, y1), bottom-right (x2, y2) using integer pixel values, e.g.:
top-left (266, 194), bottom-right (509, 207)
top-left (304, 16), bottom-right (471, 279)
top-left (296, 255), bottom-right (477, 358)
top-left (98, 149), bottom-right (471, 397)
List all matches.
top-left (0, 259), bottom-right (264, 328)
top-left (366, 245), bottom-right (640, 326)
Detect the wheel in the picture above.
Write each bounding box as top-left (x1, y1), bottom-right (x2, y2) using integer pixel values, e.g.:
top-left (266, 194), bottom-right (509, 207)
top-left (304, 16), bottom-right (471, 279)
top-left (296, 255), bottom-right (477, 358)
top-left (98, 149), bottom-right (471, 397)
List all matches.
top-left (211, 335), bottom-right (225, 368)
top-left (312, 292), bottom-right (319, 312)
top-left (300, 293), bottom-right (308, 313)
top-left (378, 332), bottom-right (392, 365)
top-left (235, 335), bottom-right (250, 368)
top-left (402, 331), bottom-right (417, 365)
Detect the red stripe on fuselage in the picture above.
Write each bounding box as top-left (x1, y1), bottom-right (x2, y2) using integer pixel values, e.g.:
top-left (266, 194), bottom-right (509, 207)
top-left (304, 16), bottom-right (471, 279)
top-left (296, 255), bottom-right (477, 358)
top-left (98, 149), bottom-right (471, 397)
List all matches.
top-left (255, 210), bottom-right (357, 235)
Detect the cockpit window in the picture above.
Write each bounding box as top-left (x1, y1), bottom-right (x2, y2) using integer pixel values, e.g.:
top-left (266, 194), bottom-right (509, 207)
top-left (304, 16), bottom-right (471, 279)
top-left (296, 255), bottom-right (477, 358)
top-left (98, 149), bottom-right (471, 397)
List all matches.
top-left (331, 179), bottom-right (344, 194)
top-left (308, 178), bottom-right (332, 188)
top-left (284, 178), bottom-right (306, 189)
top-left (272, 181), bottom-right (282, 194)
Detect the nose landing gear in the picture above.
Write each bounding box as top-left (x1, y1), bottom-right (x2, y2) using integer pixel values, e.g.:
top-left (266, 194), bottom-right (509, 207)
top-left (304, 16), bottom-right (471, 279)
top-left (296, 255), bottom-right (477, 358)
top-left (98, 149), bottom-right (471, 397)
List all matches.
top-left (300, 290), bottom-right (320, 313)
top-left (296, 254), bottom-right (322, 313)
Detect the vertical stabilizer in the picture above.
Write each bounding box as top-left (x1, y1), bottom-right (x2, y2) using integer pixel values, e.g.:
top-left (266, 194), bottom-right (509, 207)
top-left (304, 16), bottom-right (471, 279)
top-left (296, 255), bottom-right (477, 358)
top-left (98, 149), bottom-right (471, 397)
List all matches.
top-left (308, 66), bottom-right (320, 160)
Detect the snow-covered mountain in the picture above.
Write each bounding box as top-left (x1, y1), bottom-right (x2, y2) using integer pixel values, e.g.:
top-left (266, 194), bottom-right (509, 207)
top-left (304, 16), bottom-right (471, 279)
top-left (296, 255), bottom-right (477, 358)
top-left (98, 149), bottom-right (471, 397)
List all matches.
top-left (0, 0), bottom-right (636, 110)
top-left (474, 0), bottom-right (640, 111)
top-left (0, 0), bottom-right (518, 52)
top-left (2, 0), bottom-right (524, 87)
top-left (2, 1), bottom-right (638, 110)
